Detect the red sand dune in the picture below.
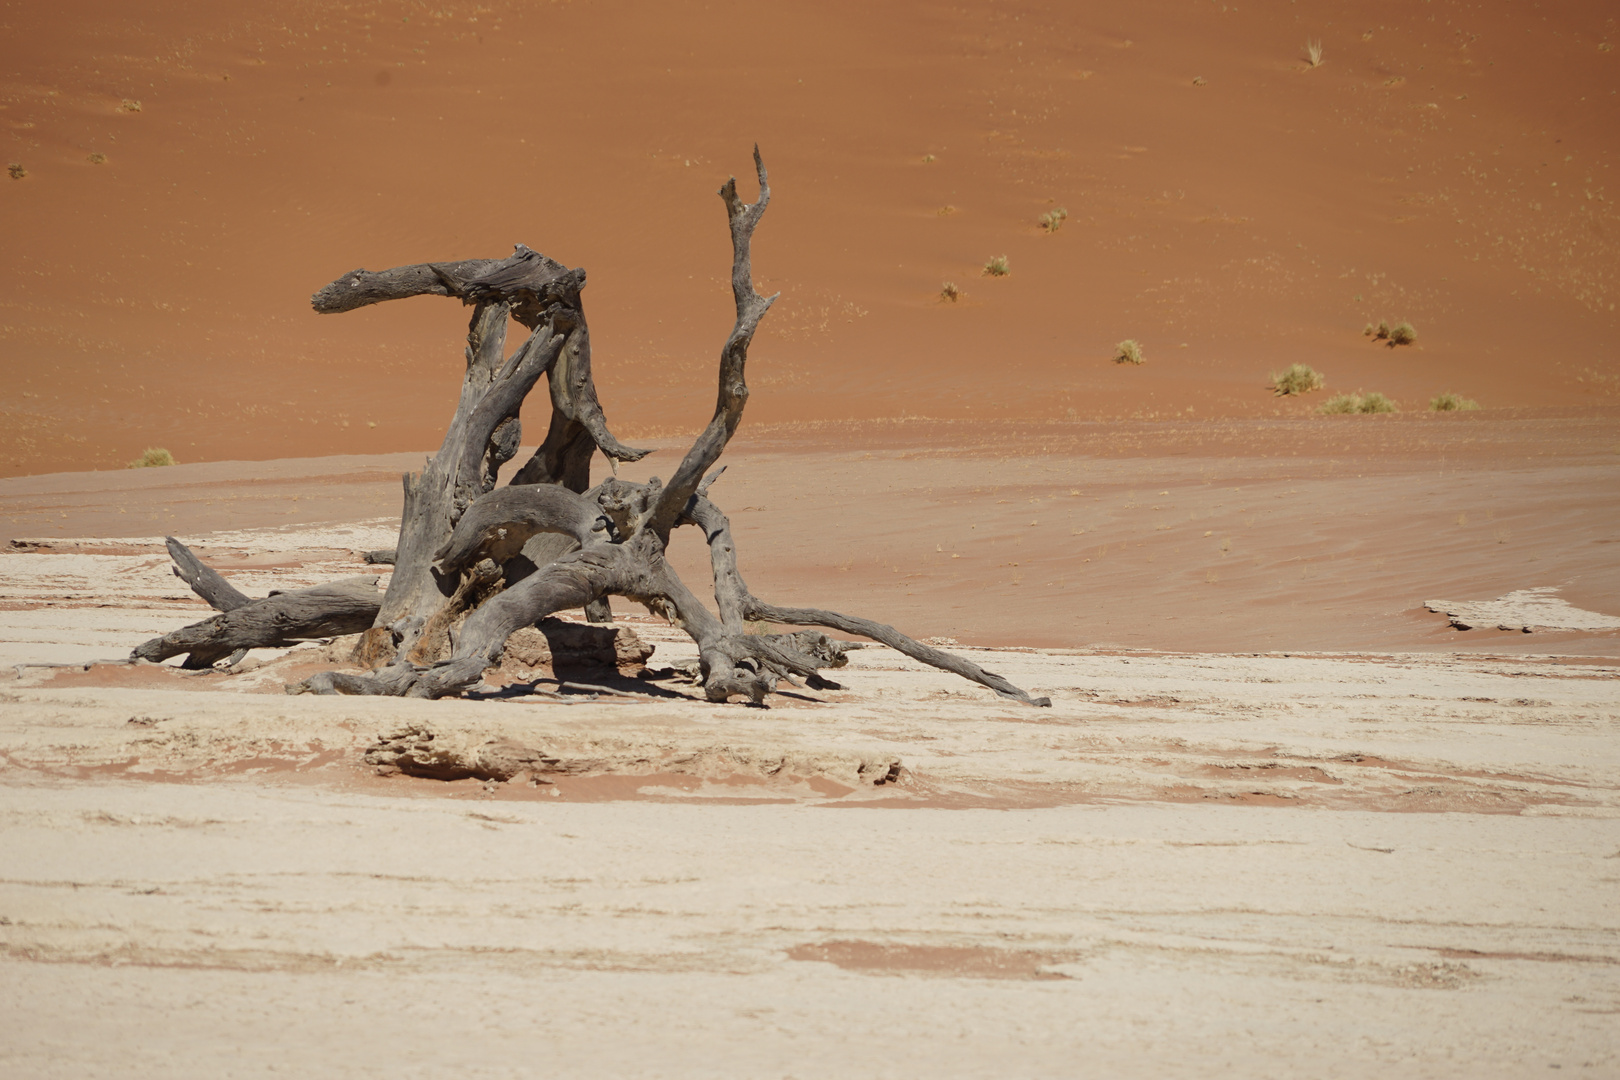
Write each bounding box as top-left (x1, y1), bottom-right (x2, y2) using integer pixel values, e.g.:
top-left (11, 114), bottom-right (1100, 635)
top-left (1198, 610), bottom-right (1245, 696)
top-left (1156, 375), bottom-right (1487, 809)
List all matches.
top-left (2, 0), bottom-right (1618, 475)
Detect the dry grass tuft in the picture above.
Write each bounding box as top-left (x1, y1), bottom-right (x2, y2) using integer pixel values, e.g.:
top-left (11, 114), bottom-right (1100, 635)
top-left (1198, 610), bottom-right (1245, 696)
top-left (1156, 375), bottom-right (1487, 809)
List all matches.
top-left (87, 152), bottom-right (107, 165)
top-left (120, 99), bottom-right (142, 112)
top-left (1429, 392), bottom-right (1479, 412)
top-left (1192, 75), bottom-right (1207, 86)
top-left (1114, 339), bottom-right (1145, 366)
top-left (940, 281), bottom-right (960, 303)
top-left (1365, 319), bottom-right (1416, 346)
top-left (1320, 391), bottom-right (1397, 415)
top-left (1039, 207), bottom-right (1069, 233)
top-left (128, 447), bottom-right (177, 469)
top-left (1304, 39), bottom-right (1325, 68)
top-left (7, 163), bottom-right (25, 180)
top-left (982, 254), bottom-right (1010, 277)
top-left (921, 153), bottom-right (936, 164)
top-left (1270, 363), bottom-right (1325, 396)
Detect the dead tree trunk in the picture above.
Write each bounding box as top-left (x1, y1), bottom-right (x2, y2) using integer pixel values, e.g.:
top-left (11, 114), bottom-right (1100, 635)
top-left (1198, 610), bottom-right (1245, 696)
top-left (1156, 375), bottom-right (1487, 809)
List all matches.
top-left (138, 149), bottom-right (1049, 708)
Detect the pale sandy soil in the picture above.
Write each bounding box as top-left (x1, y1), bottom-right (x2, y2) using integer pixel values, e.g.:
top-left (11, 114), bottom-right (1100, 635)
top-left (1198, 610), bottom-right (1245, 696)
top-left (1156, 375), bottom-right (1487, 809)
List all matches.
top-left (2, 442), bottom-right (1618, 1077)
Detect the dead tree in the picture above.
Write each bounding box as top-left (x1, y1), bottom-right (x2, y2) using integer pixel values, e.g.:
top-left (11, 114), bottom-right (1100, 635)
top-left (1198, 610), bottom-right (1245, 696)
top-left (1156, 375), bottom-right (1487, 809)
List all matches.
top-left (135, 150), bottom-right (1050, 708)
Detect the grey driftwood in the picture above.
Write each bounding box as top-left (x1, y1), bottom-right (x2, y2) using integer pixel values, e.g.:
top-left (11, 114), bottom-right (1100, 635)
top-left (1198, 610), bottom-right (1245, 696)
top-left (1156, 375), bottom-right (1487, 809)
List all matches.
top-left (133, 555), bottom-right (381, 669)
top-left (136, 149), bottom-right (1049, 707)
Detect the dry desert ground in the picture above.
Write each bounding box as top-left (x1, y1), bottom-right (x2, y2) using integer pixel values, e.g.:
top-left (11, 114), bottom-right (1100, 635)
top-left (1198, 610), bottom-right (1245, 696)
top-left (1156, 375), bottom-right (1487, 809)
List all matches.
top-left (3, 0), bottom-right (1620, 1076)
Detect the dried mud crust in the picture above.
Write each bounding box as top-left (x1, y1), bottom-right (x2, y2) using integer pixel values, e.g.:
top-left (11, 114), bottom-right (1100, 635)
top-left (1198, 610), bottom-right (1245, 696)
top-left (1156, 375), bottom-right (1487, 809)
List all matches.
top-left (3, 642), bottom-right (1615, 814)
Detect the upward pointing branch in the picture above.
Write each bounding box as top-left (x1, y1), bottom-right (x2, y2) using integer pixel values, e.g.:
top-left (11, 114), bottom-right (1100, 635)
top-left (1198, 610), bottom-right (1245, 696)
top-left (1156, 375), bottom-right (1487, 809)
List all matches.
top-left (643, 147), bottom-right (776, 537)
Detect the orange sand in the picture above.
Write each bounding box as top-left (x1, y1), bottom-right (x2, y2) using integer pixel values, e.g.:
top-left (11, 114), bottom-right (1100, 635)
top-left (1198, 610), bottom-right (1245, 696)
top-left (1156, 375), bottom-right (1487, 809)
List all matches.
top-left (3, 0), bottom-right (1619, 476)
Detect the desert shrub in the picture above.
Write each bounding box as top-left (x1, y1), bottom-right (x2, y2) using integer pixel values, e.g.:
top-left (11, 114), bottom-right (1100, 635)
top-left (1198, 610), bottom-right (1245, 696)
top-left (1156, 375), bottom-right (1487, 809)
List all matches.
top-left (1364, 319), bottom-right (1416, 346)
top-left (1039, 207), bottom-right (1068, 233)
top-left (7, 163), bottom-right (25, 180)
top-left (1270, 363), bottom-right (1325, 396)
top-left (1304, 39), bottom-right (1325, 68)
top-left (1319, 393), bottom-right (1359, 414)
top-left (128, 447), bottom-right (177, 468)
top-left (120, 99), bottom-right (142, 112)
top-left (88, 152), bottom-right (107, 165)
top-left (1114, 339), bottom-right (1144, 365)
top-left (940, 281), bottom-right (960, 302)
top-left (1320, 391), bottom-right (1397, 414)
top-left (1429, 392), bottom-right (1479, 411)
top-left (922, 153), bottom-right (936, 163)
top-left (982, 254), bottom-right (1010, 277)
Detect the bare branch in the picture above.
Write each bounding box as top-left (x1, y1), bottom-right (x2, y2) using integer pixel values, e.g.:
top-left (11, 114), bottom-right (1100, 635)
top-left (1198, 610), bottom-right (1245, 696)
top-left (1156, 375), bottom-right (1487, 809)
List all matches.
top-left (164, 536), bottom-right (250, 612)
top-left (645, 147), bottom-right (776, 536)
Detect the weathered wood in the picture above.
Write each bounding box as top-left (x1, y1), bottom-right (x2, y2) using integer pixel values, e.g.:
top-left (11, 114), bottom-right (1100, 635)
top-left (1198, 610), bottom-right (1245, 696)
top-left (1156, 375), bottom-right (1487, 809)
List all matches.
top-left (133, 576), bottom-right (382, 668)
top-left (644, 147), bottom-right (775, 538)
top-left (280, 151), bottom-right (1050, 709)
top-left (432, 478), bottom-right (611, 577)
top-left (164, 536), bottom-right (251, 612)
top-left (310, 245), bottom-right (580, 327)
top-left (378, 306), bottom-right (563, 641)
top-left (313, 242), bottom-right (648, 649)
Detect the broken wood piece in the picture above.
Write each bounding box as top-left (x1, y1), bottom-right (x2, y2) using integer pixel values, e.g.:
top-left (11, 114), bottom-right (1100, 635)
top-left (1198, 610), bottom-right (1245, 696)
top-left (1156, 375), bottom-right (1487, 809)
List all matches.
top-left (133, 576), bottom-right (383, 668)
top-left (165, 536), bottom-right (251, 612)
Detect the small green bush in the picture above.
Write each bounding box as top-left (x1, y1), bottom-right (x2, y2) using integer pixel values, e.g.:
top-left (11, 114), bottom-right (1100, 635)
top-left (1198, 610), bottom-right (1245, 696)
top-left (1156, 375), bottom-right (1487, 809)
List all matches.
top-left (1270, 363), bottom-right (1325, 396)
top-left (1429, 392), bottom-right (1479, 411)
top-left (982, 254), bottom-right (1010, 277)
top-left (128, 447), bottom-right (177, 468)
top-left (1114, 339), bottom-right (1144, 365)
top-left (1319, 391), bottom-right (1397, 415)
top-left (1039, 207), bottom-right (1068, 233)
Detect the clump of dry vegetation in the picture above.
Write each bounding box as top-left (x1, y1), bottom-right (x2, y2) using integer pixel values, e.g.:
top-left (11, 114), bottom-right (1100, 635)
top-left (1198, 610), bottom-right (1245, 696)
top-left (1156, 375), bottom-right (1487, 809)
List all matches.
top-left (1304, 39), bottom-right (1325, 68)
top-left (1114, 339), bottom-right (1145, 365)
top-left (921, 153), bottom-right (936, 164)
top-left (128, 447), bottom-right (177, 468)
top-left (7, 163), bottom-right (26, 180)
top-left (1319, 391), bottom-right (1397, 415)
top-left (88, 152), bottom-right (107, 165)
top-left (1365, 319), bottom-right (1417, 346)
top-left (1270, 363), bottom-right (1325, 396)
top-left (1429, 392), bottom-right (1479, 412)
top-left (1192, 75), bottom-right (1207, 86)
top-left (983, 255), bottom-right (1010, 277)
top-left (1039, 207), bottom-right (1068, 233)
top-left (120, 99), bottom-right (142, 112)
top-left (940, 281), bottom-right (960, 302)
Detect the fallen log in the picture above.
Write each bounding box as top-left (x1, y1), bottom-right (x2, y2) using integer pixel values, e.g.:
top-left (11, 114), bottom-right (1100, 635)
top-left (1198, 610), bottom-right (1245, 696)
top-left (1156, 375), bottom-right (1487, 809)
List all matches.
top-left (132, 576), bottom-right (382, 669)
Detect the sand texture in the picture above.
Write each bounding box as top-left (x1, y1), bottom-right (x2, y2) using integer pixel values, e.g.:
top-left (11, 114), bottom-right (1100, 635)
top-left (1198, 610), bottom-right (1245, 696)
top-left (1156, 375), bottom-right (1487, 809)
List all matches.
top-left (2, 453), bottom-right (1618, 1076)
